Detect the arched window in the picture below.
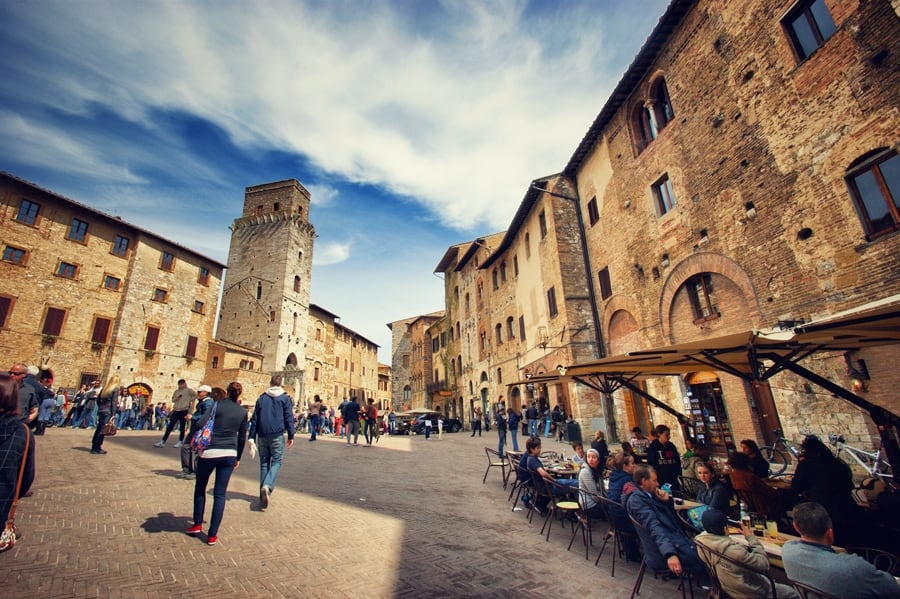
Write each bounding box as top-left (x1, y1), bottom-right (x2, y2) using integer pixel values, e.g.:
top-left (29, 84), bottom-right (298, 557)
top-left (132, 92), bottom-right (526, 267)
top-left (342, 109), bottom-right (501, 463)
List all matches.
top-left (256, 282), bottom-right (262, 300)
top-left (293, 275), bottom-right (301, 292)
top-left (495, 323), bottom-right (502, 344)
top-left (633, 76), bottom-right (675, 153)
top-left (506, 316), bottom-right (515, 340)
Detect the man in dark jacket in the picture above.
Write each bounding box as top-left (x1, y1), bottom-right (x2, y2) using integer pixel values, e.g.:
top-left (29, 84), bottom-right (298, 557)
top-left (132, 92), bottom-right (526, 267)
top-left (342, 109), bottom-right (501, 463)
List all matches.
top-left (248, 375), bottom-right (295, 509)
top-left (625, 464), bottom-right (705, 580)
top-left (9, 363), bottom-right (41, 427)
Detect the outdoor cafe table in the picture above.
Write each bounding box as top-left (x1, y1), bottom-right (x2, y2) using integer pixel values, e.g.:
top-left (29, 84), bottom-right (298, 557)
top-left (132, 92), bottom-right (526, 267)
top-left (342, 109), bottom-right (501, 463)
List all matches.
top-left (728, 530), bottom-right (845, 569)
top-left (546, 463), bottom-right (579, 478)
top-left (674, 499), bottom-right (704, 511)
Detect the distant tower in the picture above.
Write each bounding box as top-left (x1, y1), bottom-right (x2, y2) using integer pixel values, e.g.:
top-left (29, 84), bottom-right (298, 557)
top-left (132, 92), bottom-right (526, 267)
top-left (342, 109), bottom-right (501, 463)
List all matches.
top-left (217, 180), bottom-right (315, 389)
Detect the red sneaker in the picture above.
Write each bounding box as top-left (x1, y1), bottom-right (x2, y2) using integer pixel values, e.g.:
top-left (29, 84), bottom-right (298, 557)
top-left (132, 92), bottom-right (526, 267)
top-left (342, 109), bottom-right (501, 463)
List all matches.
top-left (207, 535), bottom-right (218, 545)
top-left (186, 524), bottom-right (202, 535)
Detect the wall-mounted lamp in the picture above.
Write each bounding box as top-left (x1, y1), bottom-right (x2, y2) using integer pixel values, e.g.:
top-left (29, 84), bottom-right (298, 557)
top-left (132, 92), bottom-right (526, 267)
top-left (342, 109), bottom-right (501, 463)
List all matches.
top-left (845, 353), bottom-right (870, 393)
top-left (556, 364), bottom-right (568, 376)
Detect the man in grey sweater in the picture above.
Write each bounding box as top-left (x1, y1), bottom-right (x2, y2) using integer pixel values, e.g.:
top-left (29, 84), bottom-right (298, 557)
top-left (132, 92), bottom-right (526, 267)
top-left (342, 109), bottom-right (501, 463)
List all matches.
top-left (782, 502), bottom-right (899, 599)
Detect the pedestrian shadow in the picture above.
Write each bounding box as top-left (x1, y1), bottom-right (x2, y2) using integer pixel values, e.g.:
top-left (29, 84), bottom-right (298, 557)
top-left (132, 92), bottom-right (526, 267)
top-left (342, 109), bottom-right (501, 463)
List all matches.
top-left (151, 468), bottom-right (186, 478)
top-left (71, 447), bottom-right (93, 452)
top-left (224, 490), bottom-right (264, 510)
top-left (141, 512), bottom-right (192, 533)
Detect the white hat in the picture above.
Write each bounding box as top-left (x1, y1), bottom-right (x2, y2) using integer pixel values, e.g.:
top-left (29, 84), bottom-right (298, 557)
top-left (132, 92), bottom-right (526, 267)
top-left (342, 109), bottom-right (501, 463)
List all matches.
top-left (197, 385), bottom-right (212, 393)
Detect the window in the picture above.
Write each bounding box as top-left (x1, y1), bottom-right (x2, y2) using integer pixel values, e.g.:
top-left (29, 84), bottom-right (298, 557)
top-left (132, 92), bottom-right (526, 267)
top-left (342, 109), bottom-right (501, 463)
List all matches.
top-left (547, 286), bottom-right (558, 318)
top-left (0, 296), bottom-right (14, 328)
top-left (500, 261), bottom-right (507, 283)
top-left (506, 316), bottom-right (515, 340)
top-left (492, 269), bottom-right (499, 290)
top-left (496, 368), bottom-right (502, 384)
top-left (335, 357), bottom-right (340, 367)
top-left (91, 317), bottom-right (112, 344)
top-left (212, 356), bottom-right (219, 368)
top-left (513, 255), bottom-right (519, 276)
top-left (465, 293), bottom-right (470, 315)
top-left (634, 78), bottom-right (675, 151)
top-left (480, 331), bottom-right (487, 352)
top-left (495, 323), bottom-right (502, 345)
top-left (56, 261), bottom-right (78, 279)
top-left (15, 199), bottom-right (40, 225)
top-left (587, 197), bottom-right (599, 226)
top-left (525, 233), bottom-right (531, 258)
top-left (687, 274), bottom-right (720, 322)
top-left (192, 300), bottom-right (205, 314)
top-left (67, 218), bottom-right (89, 243)
top-left (598, 267), bottom-right (612, 300)
top-left (103, 275), bottom-right (121, 291)
top-left (519, 316), bottom-right (526, 341)
top-left (185, 335), bottom-right (198, 358)
top-left (783, 0), bottom-right (836, 61)
top-left (111, 235), bottom-right (130, 257)
top-left (653, 174), bottom-right (677, 215)
top-left (42, 307), bottom-right (66, 336)
top-left (293, 275), bottom-right (301, 293)
top-left (198, 267), bottom-right (210, 286)
top-left (152, 288), bottom-right (168, 302)
top-left (846, 149), bottom-right (899, 239)
top-left (539, 211), bottom-right (548, 239)
top-left (160, 251), bottom-right (175, 272)
top-left (144, 326), bottom-right (160, 351)
top-left (314, 367), bottom-right (320, 381)
top-left (2, 245), bottom-right (27, 265)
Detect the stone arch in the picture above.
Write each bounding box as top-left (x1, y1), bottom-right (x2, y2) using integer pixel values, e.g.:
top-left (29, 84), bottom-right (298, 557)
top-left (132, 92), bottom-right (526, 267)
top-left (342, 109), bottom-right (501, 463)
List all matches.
top-left (658, 252), bottom-right (761, 341)
top-left (607, 309), bottom-right (642, 356)
top-left (285, 352), bottom-right (298, 368)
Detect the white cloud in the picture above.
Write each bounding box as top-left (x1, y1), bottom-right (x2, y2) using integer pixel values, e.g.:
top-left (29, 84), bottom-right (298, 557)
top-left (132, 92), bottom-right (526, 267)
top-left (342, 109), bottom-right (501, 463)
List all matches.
top-left (306, 184), bottom-right (339, 207)
top-left (314, 241), bottom-right (352, 266)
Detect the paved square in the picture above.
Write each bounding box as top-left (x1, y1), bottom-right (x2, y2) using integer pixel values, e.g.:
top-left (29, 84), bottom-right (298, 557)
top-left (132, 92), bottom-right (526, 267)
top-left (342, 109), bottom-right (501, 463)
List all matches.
top-left (2, 427), bottom-right (681, 598)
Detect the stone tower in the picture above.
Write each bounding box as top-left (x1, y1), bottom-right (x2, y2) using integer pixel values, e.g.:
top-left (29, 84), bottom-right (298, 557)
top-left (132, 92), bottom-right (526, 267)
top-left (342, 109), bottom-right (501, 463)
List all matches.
top-left (217, 180), bottom-right (315, 392)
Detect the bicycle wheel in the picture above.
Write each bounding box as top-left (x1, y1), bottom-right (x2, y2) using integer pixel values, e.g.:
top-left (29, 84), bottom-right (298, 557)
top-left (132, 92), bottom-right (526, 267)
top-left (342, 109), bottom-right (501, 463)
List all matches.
top-left (760, 446), bottom-right (787, 476)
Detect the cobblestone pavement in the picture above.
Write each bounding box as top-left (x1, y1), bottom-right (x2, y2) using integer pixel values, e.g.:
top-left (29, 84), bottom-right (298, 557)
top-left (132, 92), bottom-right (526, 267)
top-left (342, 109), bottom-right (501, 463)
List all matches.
top-left (1, 426), bottom-right (685, 598)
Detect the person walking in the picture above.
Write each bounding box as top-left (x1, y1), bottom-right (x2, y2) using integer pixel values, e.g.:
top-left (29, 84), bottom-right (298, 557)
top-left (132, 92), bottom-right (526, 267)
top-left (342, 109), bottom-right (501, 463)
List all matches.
top-left (154, 379), bottom-right (196, 448)
top-left (186, 382), bottom-right (248, 546)
top-left (507, 407), bottom-right (520, 452)
top-left (495, 403), bottom-right (507, 456)
top-left (89, 375), bottom-right (119, 454)
top-left (248, 375), bottom-right (295, 509)
top-left (471, 406), bottom-right (482, 437)
top-left (307, 395), bottom-right (322, 441)
top-left (0, 374), bottom-right (35, 528)
top-left (363, 398), bottom-right (377, 446)
top-left (344, 396), bottom-right (360, 446)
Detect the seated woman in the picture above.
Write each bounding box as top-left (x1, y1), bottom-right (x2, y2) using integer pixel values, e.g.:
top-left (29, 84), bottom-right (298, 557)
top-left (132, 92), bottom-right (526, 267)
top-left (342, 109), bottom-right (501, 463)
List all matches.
top-left (695, 461), bottom-right (732, 513)
top-left (605, 452), bottom-right (642, 562)
top-left (578, 448), bottom-right (607, 520)
top-left (621, 440), bottom-right (643, 464)
top-left (727, 452), bottom-right (782, 520)
top-left (740, 439), bottom-right (770, 478)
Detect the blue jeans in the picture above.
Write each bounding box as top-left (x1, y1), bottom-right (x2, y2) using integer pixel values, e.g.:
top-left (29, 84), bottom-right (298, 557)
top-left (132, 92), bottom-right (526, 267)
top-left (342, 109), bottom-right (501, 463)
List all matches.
top-left (258, 435), bottom-right (286, 491)
top-left (308, 414), bottom-right (319, 440)
top-left (543, 419), bottom-right (551, 437)
top-left (193, 455), bottom-right (236, 537)
top-left (365, 420), bottom-right (375, 444)
top-left (509, 428), bottom-right (519, 452)
top-left (528, 419), bottom-right (538, 437)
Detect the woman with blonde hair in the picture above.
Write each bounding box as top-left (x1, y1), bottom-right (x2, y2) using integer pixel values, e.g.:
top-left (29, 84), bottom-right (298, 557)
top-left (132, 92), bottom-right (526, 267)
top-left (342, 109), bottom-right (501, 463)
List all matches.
top-left (90, 375), bottom-right (119, 454)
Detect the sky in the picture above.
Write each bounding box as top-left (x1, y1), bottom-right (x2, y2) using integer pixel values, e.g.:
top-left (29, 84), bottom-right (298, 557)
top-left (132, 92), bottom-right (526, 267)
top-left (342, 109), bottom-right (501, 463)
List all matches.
top-left (0, 0), bottom-right (670, 363)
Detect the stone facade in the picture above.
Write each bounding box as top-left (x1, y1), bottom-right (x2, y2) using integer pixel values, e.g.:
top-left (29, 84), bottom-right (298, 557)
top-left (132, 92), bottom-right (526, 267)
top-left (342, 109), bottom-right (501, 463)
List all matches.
top-left (387, 311), bottom-right (443, 411)
top-left (0, 172), bottom-right (223, 403)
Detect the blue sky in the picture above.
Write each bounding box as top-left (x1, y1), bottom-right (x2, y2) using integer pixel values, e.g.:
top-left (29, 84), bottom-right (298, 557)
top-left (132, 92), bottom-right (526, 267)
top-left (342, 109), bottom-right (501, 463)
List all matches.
top-left (0, 0), bottom-right (670, 362)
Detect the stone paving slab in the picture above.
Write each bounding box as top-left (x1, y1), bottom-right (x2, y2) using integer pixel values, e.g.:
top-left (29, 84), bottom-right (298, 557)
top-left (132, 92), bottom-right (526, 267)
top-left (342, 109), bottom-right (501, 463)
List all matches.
top-left (1, 427), bottom-right (685, 598)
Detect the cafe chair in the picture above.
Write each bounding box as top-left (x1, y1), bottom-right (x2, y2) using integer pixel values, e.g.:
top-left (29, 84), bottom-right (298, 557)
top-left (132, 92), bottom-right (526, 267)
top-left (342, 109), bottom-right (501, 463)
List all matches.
top-left (692, 542), bottom-right (725, 599)
top-left (594, 496), bottom-right (640, 577)
top-left (541, 477), bottom-right (581, 542)
top-left (504, 450), bottom-right (524, 488)
top-left (528, 471), bottom-right (554, 524)
top-left (628, 515), bottom-right (695, 599)
top-left (507, 458), bottom-right (533, 510)
top-left (483, 447), bottom-right (509, 488)
top-left (675, 507), bottom-right (702, 536)
top-left (540, 450), bottom-right (560, 462)
top-left (676, 476), bottom-right (702, 501)
top-left (845, 546), bottom-right (900, 576)
top-left (694, 537), bottom-right (778, 599)
top-left (790, 581), bottom-right (841, 599)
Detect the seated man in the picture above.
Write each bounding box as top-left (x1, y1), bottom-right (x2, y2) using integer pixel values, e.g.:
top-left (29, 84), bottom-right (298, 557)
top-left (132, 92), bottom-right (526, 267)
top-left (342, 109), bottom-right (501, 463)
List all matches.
top-left (782, 502), bottom-right (900, 598)
top-left (524, 437), bottom-right (572, 515)
top-left (625, 464), bottom-right (706, 580)
top-left (696, 509), bottom-right (798, 599)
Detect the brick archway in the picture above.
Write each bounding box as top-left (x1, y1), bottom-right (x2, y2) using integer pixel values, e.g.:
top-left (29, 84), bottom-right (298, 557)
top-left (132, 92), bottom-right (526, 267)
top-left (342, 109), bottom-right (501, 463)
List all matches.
top-left (658, 252), bottom-right (761, 341)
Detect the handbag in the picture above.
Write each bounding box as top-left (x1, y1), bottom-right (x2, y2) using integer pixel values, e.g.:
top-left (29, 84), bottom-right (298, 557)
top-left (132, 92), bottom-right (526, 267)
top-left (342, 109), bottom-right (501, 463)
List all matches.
top-left (0, 423), bottom-right (31, 552)
top-left (191, 401), bottom-right (218, 452)
top-left (102, 417), bottom-right (118, 437)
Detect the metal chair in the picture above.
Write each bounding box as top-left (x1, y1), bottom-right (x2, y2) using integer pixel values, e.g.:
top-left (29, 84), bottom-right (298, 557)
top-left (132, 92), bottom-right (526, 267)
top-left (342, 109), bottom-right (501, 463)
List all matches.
top-left (507, 456), bottom-right (533, 511)
top-left (695, 537), bottom-right (778, 599)
top-left (845, 546), bottom-right (900, 576)
top-left (593, 495), bottom-right (641, 577)
top-left (483, 447), bottom-right (509, 488)
top-left (676, 476), bottom-right (702, 500)
top-left (504, 450), bottom-right (524, 488)
top-left (692, 541), bottom-right (725, 599)
top-left (540, 477), bottom-right (581, 542)
top-left (790, 580), bottom-right (841, 599)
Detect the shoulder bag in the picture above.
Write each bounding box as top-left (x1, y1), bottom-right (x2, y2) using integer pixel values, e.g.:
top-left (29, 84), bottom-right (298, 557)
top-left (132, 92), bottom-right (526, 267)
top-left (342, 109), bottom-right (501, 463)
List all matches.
top-left (102, 417), bottom-right (118, 437)
top-left (0, 423), bottom-right (31, 552)
top-left (191, 400), bottom-right (218, 452)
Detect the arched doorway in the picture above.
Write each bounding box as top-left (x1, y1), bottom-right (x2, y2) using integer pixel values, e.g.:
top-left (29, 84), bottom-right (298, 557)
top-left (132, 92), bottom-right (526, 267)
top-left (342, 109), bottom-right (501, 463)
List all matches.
top-left (685, 371), bottom-right (735, 456)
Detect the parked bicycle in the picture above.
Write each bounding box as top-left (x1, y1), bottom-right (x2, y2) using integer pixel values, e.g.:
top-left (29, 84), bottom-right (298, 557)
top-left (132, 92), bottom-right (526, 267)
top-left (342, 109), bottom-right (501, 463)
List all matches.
top-left (759, 429), bottom-right (803, 476)
top-left (828, 433), bottom-right (893, 480)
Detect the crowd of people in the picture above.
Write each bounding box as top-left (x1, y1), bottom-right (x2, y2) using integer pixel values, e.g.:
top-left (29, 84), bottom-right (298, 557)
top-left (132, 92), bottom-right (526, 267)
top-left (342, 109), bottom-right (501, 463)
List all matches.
top-left (506, 421), bottom-right (898, 597)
